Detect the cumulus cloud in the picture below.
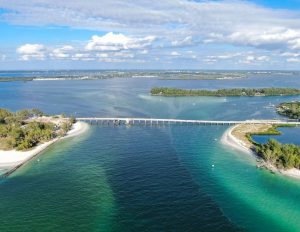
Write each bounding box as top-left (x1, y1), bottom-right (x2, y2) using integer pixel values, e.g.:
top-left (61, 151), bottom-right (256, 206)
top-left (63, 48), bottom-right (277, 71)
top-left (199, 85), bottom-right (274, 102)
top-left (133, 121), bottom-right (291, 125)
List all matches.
top-left (85, 32), bottom-right (155, 51)
top-left (16, 44), bottom-right (45, 60)
top-left (3, 0), bottom-right (300, 53)
top-left (50, 45), bottom-right (74, 59)
top-left (6, 1), bottom-right (300, 67)
top-left (14, 33), bottom-right (152, 63)
top-left (203, 52), bottom-right (271, 65)
top-left (225, 28), bottom-right (300, 51)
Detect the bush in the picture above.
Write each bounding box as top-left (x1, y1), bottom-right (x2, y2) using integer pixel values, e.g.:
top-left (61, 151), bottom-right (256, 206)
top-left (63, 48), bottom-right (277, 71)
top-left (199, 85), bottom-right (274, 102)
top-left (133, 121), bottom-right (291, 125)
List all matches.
top-left (0, 108), bottom-right (57, 151)
top-left (256, 139), bottom-right (300, 169)
top-left (0, 108), bottom-right (13, 124)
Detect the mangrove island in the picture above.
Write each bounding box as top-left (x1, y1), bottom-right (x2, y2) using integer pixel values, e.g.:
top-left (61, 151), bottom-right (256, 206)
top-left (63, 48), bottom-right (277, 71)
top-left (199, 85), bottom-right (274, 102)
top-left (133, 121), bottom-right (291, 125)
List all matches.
top-left (276, 102), bottom-right (300, 120)
top-left (151, 87), bottom-right (300, 97)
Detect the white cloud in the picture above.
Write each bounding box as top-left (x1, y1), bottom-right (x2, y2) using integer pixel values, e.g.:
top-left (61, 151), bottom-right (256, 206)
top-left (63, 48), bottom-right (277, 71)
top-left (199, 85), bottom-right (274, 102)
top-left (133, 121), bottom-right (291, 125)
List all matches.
top-left (225, 28), bottom-right (300, 51)
top-left (238, 55), bottom-right (270, 64)
top-left (140, 50), bottom-right (149, 54)
top-left (72, 53), bottom-right (95, 61)
top-left (16, 44), bottom-right (45, 60)
top-left (114, 52), bottom-right (134, 58)
top-left (171, 36), bottom-right (193, 47)
top-left (204, 52), bottom-right (271, 65)
top-left (15, 37), bottom-right (147, 63)
top-left (281, 52), bottom-right (300, 57)
top-left (85, 32), bottom-right (155, 52)
top-left (6, 1), bottom-right (300, 68)
top-left (171, 51), bottom-right (180, 56)
top-left (256, 56), bottom-right (270, 62)
top-left (3, 0), bottom-right (300, 53)
top-left (96, 53), bottom-right (109, 58)
top-left (207, 53), bottom-right (241, 60)
top-left (287, 58), bottom-right (300, 63)
top-left (98, 57), bottom-right (126, 63)
top-left (95, 51), bottom-right (135, 61)
top-left (50, 45), bottom-right (74, 59)
top-left (288, 38), bottom-right (300, 49)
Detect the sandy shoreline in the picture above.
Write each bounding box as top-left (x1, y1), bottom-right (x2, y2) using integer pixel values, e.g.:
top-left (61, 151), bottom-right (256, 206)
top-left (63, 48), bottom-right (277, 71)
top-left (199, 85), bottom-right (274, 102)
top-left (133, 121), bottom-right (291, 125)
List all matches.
top-left (0, 121), bottom-right (89, 175)
top-left (221, 125), bottom-right (253, 155)
top-left (221, 125), bottom-right (300, 180)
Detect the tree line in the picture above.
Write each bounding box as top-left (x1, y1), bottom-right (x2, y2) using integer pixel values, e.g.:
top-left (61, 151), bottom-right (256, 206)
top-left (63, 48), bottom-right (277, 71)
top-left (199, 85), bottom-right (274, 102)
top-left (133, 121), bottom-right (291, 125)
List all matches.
top-left (0, 108), bottom-right (74, 151)
top-left (151, 87), bottom-right (300, 97)
top-left (256, 139), bottom-right (300, 169)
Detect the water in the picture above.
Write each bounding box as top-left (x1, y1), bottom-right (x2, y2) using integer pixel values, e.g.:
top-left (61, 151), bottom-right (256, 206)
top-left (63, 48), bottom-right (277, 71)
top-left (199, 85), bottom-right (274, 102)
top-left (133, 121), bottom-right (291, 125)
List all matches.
top-left (0, 72), bottom-right (300, 231)
top-left (252, 127), bottom-right (300, 145)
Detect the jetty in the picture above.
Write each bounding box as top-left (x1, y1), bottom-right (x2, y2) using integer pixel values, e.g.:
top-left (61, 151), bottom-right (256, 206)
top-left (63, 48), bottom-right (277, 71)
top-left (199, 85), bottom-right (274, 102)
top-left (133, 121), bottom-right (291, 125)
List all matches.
top-left (77, 117), bottom-right (300, 126)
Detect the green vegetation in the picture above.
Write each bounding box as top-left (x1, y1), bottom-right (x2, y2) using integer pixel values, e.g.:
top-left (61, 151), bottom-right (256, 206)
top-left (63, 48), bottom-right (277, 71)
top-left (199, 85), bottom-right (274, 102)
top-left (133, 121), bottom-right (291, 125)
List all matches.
top-left (245, 126), bottom-right (281, 146)
top-left (0, 108), bottom-right (74, 151)
top-left (256, 139), bottom-right (300, 169)
top-left (151, 87), bottom-right (300, 97)
top-left (245, 124), bottom-right (300, 170)
top-left (70, 115), bottom-right (77, 124)
top-left (276, 102), bottom-right (300, 119)
top-left (0, 77), bottom-right (33, 82)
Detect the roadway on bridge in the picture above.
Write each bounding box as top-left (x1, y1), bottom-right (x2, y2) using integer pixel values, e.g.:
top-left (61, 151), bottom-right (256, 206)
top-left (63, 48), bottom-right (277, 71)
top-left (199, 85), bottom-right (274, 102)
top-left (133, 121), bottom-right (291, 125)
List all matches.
top-left (77, 117), bottom-right (300, 126)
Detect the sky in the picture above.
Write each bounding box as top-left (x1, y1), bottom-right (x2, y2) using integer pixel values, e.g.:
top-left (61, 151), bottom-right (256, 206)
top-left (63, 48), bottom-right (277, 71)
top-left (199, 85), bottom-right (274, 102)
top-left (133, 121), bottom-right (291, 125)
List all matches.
top-left (1, 0), bottom-right (300, 70)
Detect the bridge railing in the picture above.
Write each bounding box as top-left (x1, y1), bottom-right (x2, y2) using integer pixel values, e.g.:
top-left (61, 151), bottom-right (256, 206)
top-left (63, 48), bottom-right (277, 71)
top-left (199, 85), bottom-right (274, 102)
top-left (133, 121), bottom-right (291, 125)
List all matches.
top-left (76, 117), bottom-right (300, 126)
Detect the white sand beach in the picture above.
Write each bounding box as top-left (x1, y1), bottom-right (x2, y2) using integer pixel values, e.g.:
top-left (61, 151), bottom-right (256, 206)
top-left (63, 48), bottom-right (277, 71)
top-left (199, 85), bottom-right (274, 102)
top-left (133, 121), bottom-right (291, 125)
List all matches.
top-left (221, 125), bottom-right (300, 180)
top-left (221, 125), bottom-right (253, 155)
top-left (0, 121), bottom-right (89, 171)
top-left (64, 121), bottom-right (90, 138)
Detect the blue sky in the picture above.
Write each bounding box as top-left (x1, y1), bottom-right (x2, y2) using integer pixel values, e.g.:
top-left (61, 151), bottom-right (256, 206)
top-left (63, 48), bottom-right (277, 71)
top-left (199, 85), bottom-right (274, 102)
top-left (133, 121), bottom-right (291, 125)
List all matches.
top-left (1, 0), bottom-right (300, 70)
top-left (251, 0), bottom-right (300, 9)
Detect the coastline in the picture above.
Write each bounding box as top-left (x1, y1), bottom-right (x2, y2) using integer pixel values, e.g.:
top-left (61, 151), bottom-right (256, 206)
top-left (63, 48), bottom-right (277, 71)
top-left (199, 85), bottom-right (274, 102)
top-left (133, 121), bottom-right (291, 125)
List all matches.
top-left (221, 125), bottom-right (300, 180)
top-left (0, 121), bottom-right (89, 177)
top-left (221, 125), bottom-right (253, 155)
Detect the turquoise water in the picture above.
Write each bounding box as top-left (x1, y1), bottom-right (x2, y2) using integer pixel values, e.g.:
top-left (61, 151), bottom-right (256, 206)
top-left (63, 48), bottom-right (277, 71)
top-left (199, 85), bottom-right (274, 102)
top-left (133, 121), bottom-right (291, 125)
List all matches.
top-left (1, 74), bottom-right (300, 231)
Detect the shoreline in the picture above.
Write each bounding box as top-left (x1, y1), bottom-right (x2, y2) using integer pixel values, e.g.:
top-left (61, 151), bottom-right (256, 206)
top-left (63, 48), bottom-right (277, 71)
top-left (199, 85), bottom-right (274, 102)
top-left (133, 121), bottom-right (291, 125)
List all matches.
top-left (0, 121), bottom-right (89, 177)
top-left (221, 125), bottom-right (253, 155)
top-left (221, 125), bottom-right (300, 180)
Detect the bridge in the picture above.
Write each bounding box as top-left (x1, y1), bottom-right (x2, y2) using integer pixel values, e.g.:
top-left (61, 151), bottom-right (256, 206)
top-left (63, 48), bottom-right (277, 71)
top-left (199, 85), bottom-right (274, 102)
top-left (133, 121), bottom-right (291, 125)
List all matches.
top-left (77, 117), bottom-right (300, 126)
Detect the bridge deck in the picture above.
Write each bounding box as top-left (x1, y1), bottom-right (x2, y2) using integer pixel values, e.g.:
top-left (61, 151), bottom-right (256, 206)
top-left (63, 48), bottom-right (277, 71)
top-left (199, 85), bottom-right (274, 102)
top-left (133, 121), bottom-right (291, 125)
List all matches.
top-left (77, 117), bottom-right (300, 126)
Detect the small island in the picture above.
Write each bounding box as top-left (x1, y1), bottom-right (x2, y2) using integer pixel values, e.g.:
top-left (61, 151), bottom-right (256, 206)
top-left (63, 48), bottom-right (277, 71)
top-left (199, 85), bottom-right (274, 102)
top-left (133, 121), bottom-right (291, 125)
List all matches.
top-left (276, 102), bottom-right (300, 120)
top-left (151, 87), bottom-right (300, 97)
top-left (222, 122), bottom-right (300, 178)
top-left (0, 108), bottom-right (88, 176)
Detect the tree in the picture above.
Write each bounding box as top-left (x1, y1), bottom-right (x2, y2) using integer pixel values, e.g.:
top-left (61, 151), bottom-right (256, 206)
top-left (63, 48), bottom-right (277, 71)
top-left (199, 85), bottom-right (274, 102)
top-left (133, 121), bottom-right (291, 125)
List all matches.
top-left (70, 116), bottom-right (77, 124)
top-left (0, 108), bottom-right (13, 124)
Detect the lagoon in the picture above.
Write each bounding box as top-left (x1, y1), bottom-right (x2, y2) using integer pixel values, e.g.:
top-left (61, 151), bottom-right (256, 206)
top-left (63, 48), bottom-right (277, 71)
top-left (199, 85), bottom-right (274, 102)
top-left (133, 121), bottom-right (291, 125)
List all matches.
top-left (253, 126), bottom-right (300, 145)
